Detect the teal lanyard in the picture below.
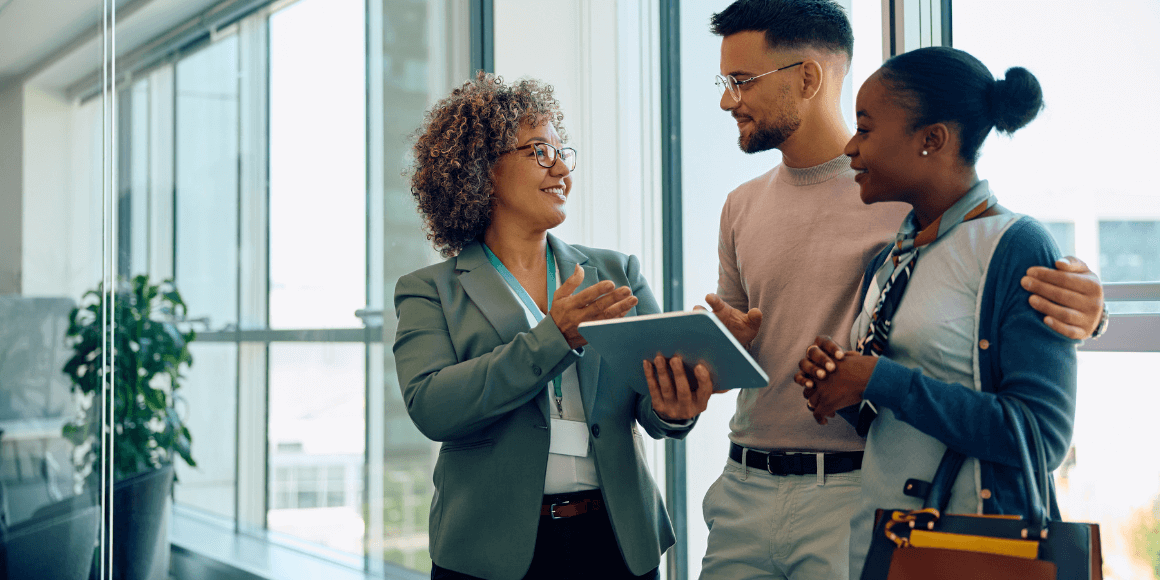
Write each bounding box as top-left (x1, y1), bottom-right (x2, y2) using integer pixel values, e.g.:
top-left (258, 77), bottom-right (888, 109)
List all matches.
top-left (481, 243), bottom-right (564, 415)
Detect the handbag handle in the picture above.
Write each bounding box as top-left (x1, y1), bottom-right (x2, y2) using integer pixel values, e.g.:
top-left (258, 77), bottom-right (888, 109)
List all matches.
top-left (920, 396), bottom-right (1050, 535)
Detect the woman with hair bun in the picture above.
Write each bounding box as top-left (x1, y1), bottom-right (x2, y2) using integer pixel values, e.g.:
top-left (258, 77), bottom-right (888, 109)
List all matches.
top-left (394, 72), bottom-right (712, 580)
top-left (792, 47), bottom-right (1078, 578)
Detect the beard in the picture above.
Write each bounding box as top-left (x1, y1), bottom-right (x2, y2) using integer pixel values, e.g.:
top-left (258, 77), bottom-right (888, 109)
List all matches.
top-left (738, 112), bottom-right (801, 153)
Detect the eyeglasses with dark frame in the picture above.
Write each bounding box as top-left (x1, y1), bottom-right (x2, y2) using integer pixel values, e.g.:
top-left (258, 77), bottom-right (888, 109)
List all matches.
top-left (513, 142), bottom-right (578, 171)
top-left (715, 62), bottom-right (804, 103)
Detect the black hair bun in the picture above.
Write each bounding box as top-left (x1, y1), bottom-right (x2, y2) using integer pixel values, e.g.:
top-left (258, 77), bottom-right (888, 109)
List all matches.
top-left (991, 67), bottom-right (1043, 134)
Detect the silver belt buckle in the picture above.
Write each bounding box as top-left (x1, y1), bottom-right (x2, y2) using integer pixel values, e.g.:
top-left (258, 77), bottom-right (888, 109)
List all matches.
top-left (550, 500), bottom-right (570, 519)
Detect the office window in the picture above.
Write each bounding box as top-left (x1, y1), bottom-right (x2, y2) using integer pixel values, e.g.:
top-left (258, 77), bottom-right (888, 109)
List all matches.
top-left (264, 0), bottom-right (369, 557)
top-left (8, 0), bottom-right (477, 575)
top-left (173, 36), bottom-right (243, 520)
top-left (1099, 220), bottom-right (1160, 315)
top-left (268, 0), bottom-right (366, 331)
top-left (956, 2), bottom-right (1160, 578)
top-left (1100, 221), bottom-right (1160, 282)
top-left (268, 342), bottom-right (366, 553)
top-left (1043, 221), bottom-right (1076, 258)
top-left (175, 37), bottom-right (241, 330)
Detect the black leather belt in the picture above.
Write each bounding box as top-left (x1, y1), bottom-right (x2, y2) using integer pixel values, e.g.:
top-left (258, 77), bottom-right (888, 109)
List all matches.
top-left (729, 442), bottom-right (863, 476)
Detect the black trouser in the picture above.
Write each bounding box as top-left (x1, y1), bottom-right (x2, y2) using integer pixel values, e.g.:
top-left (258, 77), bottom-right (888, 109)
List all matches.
top-left (430, 491), bottom-right (659, 580)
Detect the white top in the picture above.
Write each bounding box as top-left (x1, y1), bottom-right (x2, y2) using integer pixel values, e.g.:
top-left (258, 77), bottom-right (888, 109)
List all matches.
top-left (847, 213), bottom-right (1020, 580)
top-left (503, 259), bottom-right (600, 494)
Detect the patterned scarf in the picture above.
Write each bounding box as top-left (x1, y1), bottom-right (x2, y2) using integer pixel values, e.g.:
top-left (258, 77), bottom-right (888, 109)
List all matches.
top-left (852, 181), bottom-right (997, 436)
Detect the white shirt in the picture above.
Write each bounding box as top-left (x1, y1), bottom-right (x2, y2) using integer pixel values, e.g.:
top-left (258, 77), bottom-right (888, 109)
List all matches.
top-left (503, 258), bottom-right (601, 494)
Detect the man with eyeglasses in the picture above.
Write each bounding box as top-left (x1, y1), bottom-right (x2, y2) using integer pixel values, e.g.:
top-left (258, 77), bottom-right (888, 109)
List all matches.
top-left (692, 1), bottom-right (1108, 579)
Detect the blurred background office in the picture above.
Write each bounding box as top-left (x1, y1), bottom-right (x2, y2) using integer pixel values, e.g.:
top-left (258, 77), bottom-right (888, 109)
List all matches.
top-left (0, 0), bottom-right (1156, 579)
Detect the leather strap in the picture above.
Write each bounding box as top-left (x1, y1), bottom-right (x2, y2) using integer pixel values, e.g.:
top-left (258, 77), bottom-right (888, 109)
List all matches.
top-left (541, 498), bottom-right (603, 519)
top-left (729, 442), bottom-right (863, 475)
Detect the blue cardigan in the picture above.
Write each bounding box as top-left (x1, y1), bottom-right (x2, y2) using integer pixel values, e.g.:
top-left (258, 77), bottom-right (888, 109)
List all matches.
top-left (851, 215), bottom-right (1078, 519)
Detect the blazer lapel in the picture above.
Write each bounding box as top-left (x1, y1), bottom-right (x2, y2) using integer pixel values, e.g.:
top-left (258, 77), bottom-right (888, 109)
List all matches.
top-left (456, 242), bottom-right (530, 345)
top-left (549, 234), bottom-right (602, 418)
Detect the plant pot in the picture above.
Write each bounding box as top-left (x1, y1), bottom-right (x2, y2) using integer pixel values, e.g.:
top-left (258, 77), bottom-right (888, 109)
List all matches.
top-left (105, 465), bottom-right (174, 580)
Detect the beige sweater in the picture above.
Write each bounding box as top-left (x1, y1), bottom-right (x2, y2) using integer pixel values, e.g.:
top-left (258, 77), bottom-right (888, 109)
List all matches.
top-left (718, 155), bottom-right (909, 452)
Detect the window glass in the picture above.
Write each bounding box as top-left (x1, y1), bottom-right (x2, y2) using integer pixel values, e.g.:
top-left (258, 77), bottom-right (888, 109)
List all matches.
top-left (954, 2), bottom-right (1160, 282)
top-left (1099, 221), bottom-right (1160, 281)
top-left (1043, 222), bottom-right (1076, 257)
top-left (175, 37), bottom-right (240, 330)
top-left (2, 3), bottom-right (109, 575)
top-left (174, 342), bottom-right (239, 519)
top-left (956, 3), bottom-right (1160, 578)
top-left (373, 0), bottom-right (470, 573)
top-left (1068, 352), bottom-right (1160, 580)
top-left (269, 0), bottom-right (367, 330)
top-left (267, 342), bottom-right (366, 555)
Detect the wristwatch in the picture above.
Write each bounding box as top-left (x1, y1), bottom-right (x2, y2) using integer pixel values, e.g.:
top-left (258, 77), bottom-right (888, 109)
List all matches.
top-left (1090, 302), bottom-right (1110, 340)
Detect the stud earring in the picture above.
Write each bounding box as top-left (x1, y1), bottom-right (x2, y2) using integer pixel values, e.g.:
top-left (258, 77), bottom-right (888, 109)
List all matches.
top-left (921, 150), bottom-right (929, 156)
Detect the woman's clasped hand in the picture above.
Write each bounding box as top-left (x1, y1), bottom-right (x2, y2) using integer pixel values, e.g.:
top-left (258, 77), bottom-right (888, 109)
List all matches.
top-left (795, 335), bottom-right (876, 425)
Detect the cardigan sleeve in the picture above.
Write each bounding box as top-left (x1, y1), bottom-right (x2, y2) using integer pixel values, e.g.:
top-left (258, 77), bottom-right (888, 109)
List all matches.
top-left (861, 217), bottom-right (1078, 469)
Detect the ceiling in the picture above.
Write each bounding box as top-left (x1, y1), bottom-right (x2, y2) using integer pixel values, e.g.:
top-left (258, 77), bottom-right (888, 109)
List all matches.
top-left (0, 0), bottom-right (224, 91)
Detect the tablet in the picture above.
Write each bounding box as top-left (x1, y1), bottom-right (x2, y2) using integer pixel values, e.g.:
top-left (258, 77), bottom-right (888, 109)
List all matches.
top-left (578, 310), bottom-right (770, 394)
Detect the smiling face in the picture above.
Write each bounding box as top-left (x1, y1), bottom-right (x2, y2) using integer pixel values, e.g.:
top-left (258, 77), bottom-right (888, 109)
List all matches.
top-left (845, 72), bottom-right (927, 205)
top-left (719, 31), bottom-right (803, 153)
top-left (489, 120), bottom-right (573, 233)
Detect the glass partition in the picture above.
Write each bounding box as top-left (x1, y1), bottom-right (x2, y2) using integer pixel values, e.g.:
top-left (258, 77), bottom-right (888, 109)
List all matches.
top-left (4, 0), bottom-right (477, 577)
top-left (2, 0), bottom-right (114, 578)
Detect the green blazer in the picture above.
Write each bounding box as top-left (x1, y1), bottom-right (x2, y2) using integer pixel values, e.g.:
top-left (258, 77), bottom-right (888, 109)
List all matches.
top-left (393, 234), bottom-right (692, 580)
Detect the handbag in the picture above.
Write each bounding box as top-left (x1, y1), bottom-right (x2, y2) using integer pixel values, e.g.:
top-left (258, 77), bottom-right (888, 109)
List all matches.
top-left (859, 397), bottom-right (1102, 580)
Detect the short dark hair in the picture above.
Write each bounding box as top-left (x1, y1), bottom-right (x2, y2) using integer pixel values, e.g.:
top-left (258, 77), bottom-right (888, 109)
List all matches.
top-left (710, 0), bottom-right (854, 62)
top-left (879, 46), bottom-right (1043, 164)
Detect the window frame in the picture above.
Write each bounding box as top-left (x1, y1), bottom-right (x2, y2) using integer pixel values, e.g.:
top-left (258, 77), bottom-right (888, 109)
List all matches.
top-left (108, 0), bottom-right (491, 577)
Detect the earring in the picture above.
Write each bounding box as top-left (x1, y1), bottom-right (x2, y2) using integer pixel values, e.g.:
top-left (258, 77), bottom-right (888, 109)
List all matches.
top-left (921, 150), bottom-right (929, 156)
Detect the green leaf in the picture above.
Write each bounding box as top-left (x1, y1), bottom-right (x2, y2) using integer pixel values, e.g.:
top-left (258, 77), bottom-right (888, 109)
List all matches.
top-left (62, 274), bottom-right (199, 482)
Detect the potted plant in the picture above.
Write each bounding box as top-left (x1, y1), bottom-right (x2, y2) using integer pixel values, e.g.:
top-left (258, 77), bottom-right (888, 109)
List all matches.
top-left (61, 275), bottom-right (197, 580)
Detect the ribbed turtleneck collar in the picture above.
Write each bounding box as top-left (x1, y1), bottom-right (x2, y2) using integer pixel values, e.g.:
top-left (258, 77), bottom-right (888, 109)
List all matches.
top-left (778, 154), bottom-right (852, 186)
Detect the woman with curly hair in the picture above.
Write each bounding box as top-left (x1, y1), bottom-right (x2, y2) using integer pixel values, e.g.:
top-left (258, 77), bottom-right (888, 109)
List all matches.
top-left (393, 72), bottom-right (712, 580)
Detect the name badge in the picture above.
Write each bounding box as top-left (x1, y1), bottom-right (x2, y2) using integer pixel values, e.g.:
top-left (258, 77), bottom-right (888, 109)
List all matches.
top-left (549, 418), bottom-right (590, 457)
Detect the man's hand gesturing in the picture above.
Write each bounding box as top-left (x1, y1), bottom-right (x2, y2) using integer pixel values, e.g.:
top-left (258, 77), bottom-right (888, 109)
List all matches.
top-left (703, 293), bottom-right (763, 347)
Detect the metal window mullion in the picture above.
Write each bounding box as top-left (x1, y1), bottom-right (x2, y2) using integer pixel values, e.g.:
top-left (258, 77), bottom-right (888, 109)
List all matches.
top-left (236, 12), bottom-right (271, 531)
top-left (147, 65), bottom-right (176, 280)
top-left (365, 0), bottom-right (386, 573)
top-left (1079, 314), bottom-right (1160, 353)
top-left (659, 1), bottom-right (686, 579)
top-left (469, 0), bottom-right (494, 73)
top-left (1103, 282), bottom-right (1160, 302)
top-left (940, 0), bottom-right (952, 47)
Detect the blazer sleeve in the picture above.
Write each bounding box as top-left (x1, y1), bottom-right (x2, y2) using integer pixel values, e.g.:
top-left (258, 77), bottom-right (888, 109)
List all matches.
top-left (619, 253), bottom-right (698, 440)
top-left (393, 270), bottom-right (580, 442)
top-left (861, 218), bottom-right (1078, 469)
